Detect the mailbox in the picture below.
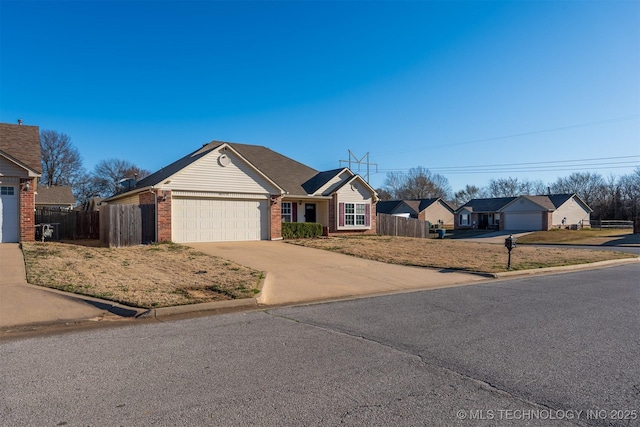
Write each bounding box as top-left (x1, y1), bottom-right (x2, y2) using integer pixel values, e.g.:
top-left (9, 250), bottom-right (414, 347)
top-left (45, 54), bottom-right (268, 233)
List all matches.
top-left (504, 234), bottom-right (516, 270)
top-left (504, 234), bottom-right (516, 251)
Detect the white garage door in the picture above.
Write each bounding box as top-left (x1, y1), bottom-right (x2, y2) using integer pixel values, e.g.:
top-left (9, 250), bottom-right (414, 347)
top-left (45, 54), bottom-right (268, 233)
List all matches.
top-left (505, 213), bottom-right (542, 231)
top-left (0, 185), bottom-right (19, 243)
top-left (172, 198), bottom-right (269, 243)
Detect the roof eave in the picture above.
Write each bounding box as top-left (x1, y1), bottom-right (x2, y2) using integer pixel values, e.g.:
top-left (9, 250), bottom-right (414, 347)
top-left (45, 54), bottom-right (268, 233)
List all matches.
top-left (0, 150), bottom-right (42, 177)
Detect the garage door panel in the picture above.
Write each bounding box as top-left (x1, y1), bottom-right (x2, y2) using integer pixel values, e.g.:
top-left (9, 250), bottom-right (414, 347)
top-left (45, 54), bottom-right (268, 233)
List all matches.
top-left (1, 185), bottom-right (19, 243)
top-left (506, 213), bottom-right (542, 231)
top-left (173, 197), bottom-right (268, 243)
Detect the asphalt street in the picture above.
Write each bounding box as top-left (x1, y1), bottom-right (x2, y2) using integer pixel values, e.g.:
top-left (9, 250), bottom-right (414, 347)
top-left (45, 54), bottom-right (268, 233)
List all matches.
top-left (1, 264), bottom-right (638, 426)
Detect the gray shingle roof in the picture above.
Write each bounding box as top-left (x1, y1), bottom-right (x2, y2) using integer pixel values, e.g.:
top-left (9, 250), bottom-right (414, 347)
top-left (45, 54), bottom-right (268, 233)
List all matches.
top-left (126, 140), bottom-right (321, 197)
top-left (36, 186), bottom-right (75, 205)
top-left (547, 194), bottom-right (573, 208)
top-left (375, 200), bottom-right (404, 214)
top-left (521, 195), bottom-right (556, 210)
top-left (376, 198), bottom-right (455, 216)
top-left (0, 123), bottom-right (42, 174)
top-left (458, 197), bottom-right (517, 213)
top-left (301, 168), bottom-right (345, 195)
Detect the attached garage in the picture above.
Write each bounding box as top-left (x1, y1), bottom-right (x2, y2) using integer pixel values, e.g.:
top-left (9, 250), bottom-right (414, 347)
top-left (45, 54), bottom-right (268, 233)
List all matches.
top-left (0, 185), bottom-right (19, 242)
top-left (172, 197), bottom-right (269, 243)
top-left (504, 212), bottom-right (543, 231)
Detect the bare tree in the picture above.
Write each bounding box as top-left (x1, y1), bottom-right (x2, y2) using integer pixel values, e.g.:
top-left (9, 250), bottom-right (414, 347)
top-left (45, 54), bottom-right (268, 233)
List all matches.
top-left (619, 168), bottom-right (640, 232)
top-left (550, 172), bottom-right (605, 210)
top-left (93, 158), bottom-right (150, 197)
top-left (453, 185), bottom-right (483, 206)
top-left (382, 171), bottom-right (406, 199)
top-left (375, 188), bottom-right (393, 201)
top-left (487, 177), bottom-right (522, 197)
top-left (40, 130), bottom-right (83, 187)
top-left (383, 167), bottom-right (452, 200)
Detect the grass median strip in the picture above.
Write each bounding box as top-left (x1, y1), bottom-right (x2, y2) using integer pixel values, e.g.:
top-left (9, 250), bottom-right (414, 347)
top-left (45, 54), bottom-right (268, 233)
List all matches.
top-left (21, 241), bottom-right (263, 308)
top-left (287, 235), bottom-right (636, 273)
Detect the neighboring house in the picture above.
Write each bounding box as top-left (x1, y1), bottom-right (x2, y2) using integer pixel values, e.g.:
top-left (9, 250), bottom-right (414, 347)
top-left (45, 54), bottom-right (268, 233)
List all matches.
top-left (0, 123), bottom-right (41, 243)
top-left (35, 186), bottom-right (75, 210)
top-left (455, 194), bottom-right (592, 231)
top-left (500, 194), bottom-right (591, 231)
top-left (455, 197), bottom-right (516, 230)
top-left (376, 198), bottom-right (455, 227)
top-left (103, 140), bottom-right (378, 243)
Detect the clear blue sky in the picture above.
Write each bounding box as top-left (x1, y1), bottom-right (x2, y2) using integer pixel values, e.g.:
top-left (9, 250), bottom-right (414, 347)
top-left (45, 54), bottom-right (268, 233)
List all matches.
top-left (1, 0), bottom-right (638, 193)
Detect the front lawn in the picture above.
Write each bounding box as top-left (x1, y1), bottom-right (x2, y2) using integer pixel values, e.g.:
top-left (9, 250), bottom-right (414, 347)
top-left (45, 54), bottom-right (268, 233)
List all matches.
top-left (287, 235), bottom-right (636, 273)
top-left (516, 228), bottom-right (638, 245)
top-left (22, 241), bottom-right (263, 308)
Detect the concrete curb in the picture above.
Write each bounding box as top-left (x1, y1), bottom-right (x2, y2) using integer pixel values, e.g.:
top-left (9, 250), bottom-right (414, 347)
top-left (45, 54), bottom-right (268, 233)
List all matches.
top-left (137, 273), bottom-right (267, 321)
top-left (491, 257), bottom-right (640, 278)
top-left (140, 297), bottom-right (260, 320)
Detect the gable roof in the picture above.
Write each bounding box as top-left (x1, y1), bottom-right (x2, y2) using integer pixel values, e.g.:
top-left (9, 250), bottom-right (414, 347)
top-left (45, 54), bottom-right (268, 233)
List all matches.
top-left (111, 140), bottom-right (375, 201)
top-left (375, 200), bottom-right (404, 215)
top-left (375, 198), bottom-right (454, 216)
top-left (457, 197), bottom-right (517, 213)
top-left (302, 168), bottom-right (347, 195)
top-left (518, 195), bottom-right (557, 211)
top-left (130, 141), bottom-right (319, 197)
top-left (227, 142), bottom-right (319, 195)
top-left (36, 186), bottom-right (75, 206)
top-left (0, 123), bottom-right (42, 174)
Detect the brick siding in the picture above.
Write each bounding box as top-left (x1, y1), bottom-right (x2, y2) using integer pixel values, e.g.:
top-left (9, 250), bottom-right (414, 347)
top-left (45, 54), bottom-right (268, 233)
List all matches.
top-left (19, 178), bottom-right (36, 242)
top-left (270, 195), bottom-right (282, 240)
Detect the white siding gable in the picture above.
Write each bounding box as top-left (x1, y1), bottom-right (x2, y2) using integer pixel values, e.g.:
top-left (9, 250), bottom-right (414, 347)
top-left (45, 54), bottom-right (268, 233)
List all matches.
top-left (336, 179), bottom-right (372, 203)
top-left (317, 170), bottom-right (353, 196)
top-left (553, 197), bottom-right (590, 225)
top-left (0, 156), bottom-right (29, 178)
top-left (164, 147), bottom-right (280, 195)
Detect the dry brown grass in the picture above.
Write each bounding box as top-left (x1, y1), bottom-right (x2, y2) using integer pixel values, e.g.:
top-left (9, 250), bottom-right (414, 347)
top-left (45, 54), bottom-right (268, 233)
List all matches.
top-left (287, 235), bottom-right (636, 273)
top-left (21, 241), bottom-right (263, 308)
top-left (516, 228), bottom-right (639, 245)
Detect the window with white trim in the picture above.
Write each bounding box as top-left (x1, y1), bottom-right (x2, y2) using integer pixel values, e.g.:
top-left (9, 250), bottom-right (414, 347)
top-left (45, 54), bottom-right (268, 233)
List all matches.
top-left (1, 186), bottom-right (15, 196)
top-left (345, 203), bottom-right (366, 226)
top-left (459, 213), bottom-right (469, 226)
top-left (281, 202), bottom-right (292, 222)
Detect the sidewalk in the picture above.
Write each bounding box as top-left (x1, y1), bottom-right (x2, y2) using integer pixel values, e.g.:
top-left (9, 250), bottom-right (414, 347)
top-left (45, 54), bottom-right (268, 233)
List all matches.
top-left (0, 244), bottom-right (142, 331)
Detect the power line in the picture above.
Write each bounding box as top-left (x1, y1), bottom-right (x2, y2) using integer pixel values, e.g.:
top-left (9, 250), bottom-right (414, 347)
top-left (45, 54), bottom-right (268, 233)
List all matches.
top-left (372, 115), bottom-right (639, 156)
top-left (418, 155), bottom-right (640, 171)
top-left (376, 156), bottom-right (640, 175)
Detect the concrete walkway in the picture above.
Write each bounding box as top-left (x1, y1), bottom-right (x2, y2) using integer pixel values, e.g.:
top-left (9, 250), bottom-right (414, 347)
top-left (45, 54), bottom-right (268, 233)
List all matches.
top-left (188, 241), bottom-right (486, 305)
top-left (0, 244), bottom-right (140, 330)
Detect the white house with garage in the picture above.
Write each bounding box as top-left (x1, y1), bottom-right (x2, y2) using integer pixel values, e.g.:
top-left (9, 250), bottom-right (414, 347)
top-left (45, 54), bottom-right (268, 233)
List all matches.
top-left (103, 140), bottom-right (378, 243)
top-left (455, 194), bottom-right (591, 231)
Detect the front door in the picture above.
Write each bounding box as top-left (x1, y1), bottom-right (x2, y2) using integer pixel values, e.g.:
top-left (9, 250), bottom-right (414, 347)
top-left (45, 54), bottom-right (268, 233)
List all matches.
top-left (305, 203), bottom-right (316, 223)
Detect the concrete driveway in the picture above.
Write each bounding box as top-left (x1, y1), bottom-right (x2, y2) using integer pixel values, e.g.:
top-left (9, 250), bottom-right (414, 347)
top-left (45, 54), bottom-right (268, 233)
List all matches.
top-left (454, 230), bottom-right (532, 244)
top-left (188, 241), bottom-right (486, 305)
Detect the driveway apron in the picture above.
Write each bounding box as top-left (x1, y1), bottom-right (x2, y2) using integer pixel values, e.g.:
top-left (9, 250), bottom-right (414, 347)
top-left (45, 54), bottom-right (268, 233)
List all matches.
top-left (188, 241), bottom-right (484, 305)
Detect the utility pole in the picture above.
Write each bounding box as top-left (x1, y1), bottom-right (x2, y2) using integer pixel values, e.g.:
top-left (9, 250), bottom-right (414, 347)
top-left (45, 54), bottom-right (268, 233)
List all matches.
top-left (339, 150), bottom-right (378, 183)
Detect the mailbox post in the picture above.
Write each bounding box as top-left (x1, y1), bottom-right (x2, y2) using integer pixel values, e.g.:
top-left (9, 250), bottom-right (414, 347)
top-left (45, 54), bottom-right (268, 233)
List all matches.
top-left (504, 234), bottom-right (516, 270)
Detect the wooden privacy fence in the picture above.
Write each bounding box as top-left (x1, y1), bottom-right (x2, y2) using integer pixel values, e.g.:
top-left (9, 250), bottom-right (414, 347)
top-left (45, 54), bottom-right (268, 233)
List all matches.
top-left (376, 213), bottom-right (431, 238)
top-left (100, 204), bottom-right (156, 247)
top-left (35, 207), bottom-right (100, 240)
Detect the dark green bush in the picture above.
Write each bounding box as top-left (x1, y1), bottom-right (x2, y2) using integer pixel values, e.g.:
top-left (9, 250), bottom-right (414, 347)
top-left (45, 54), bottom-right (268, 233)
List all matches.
top-left (282, 222), bottom-right (323, 239)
